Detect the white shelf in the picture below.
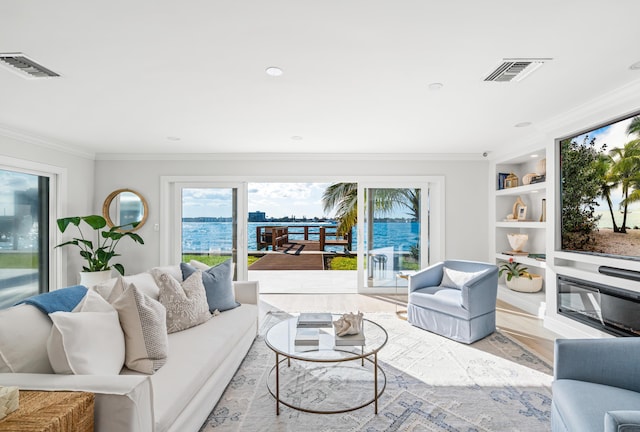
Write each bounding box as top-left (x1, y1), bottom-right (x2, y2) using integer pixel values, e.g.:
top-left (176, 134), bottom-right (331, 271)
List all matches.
top-left (495, 253), bottom-right (546, 269)
top-left (497, 284), bottom-right (546, 318)
top-left (495, 182), bottom-right (546, 196)
top-left (495, 221), bottom-right (546, 229)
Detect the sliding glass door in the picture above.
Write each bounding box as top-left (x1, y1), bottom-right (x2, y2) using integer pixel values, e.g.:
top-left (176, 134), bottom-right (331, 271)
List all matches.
top-left (357, 180), bottom-right (440, 293)
top-left (168, 182), bottom-right (247, 279)
top-left (0, 168), bottom-right (50, 308)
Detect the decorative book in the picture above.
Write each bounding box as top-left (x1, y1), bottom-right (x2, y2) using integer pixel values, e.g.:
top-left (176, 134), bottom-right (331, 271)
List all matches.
top-left (334, 331), bottom-right (365, 346)
top-left (297, 312), bottom-right (333, 328)
top-left (294, 328), bottom-right (320, 346)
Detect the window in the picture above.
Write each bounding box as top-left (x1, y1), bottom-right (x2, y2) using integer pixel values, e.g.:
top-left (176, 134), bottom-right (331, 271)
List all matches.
top-left (0, 168), bottom-right (50, 308)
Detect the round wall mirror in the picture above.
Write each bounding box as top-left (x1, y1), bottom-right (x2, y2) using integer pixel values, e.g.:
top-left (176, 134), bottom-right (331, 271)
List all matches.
top-left (102, 188), bottom-right (148, 232)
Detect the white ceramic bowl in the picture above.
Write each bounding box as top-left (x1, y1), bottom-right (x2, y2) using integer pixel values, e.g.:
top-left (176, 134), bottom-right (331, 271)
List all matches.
top-left (507, 233), bottom-right (528, 252)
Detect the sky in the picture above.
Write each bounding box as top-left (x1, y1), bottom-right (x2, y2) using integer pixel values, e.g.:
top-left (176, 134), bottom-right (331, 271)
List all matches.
top-left (0, 170), bottom-right (37, 216)
top-left (182, 182), bottom-right (334, 219)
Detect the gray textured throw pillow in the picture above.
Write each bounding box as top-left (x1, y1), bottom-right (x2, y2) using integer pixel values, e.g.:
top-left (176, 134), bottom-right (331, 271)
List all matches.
top-left (152, 269), bottom-right (211, 333)
top-left (181, 260), bottom-right (240, 313)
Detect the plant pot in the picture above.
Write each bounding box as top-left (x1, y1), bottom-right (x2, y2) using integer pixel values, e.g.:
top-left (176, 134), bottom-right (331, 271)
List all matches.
top-left (79, 270), bottom-right (113, 287)
top-left (506, 274), bottom-right (543, 293)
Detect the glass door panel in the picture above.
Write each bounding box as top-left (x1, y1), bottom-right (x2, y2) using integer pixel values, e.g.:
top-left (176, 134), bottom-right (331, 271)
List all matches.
top-left (0, 169), bottom-right (49, 308)
top-left (359, 185), bottom-right (427, 291)
top-left (179, 186), bottom-right (240, 279)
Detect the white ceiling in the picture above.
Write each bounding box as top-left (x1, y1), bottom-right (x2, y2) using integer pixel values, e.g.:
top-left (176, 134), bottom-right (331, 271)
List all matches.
top-left (1, 1), bottom-right (640, 157)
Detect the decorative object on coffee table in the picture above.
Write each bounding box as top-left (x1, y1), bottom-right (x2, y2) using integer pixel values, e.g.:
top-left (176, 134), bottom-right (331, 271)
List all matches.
top-left (333, 311), bottom-right (363, 336)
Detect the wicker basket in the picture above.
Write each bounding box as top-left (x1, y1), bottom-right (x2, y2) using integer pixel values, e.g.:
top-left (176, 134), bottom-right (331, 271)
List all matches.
top-left (0, 391), bottom-right (94, 432)
top-left (0, 386), bottom-right (19, 419)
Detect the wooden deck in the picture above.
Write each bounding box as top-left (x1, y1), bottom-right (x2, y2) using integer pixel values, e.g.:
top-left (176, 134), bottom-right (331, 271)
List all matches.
top-left (249, 240), bottom-right (326, 270)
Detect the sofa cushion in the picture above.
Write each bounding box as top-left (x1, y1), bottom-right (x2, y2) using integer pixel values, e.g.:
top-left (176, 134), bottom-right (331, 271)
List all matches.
top-left (96, 272), bottom-right (162, 302)
top-left (149, 303), bottom-right (258, 432)
top-left (439, 267), bottom-right (487, 289)
top-left (553, 379), bottom-right (640, 432)
top-left (409, 286), bottom-right (468, 319)
top-left (47, 291), bottom-right (125, 375)
top-left (0, 304), bottom-right (53, 373)
top-left (153, 270), bottom-right (211, 333)
top-left (181, 260), bottom-right (240, 312)
top-left (110, 279), bottom-right (169, 374)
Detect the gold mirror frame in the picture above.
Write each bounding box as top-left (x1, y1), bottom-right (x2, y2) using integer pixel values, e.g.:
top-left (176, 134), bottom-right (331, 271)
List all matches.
top-left (102, 188), bottom-right (148, 232)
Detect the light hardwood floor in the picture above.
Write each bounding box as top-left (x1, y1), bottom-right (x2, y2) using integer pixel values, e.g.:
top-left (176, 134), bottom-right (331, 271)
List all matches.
top-left (259, 294), bottom-right (559, 364)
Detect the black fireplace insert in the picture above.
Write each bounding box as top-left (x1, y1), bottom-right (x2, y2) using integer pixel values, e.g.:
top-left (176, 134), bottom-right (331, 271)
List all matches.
top-left (557, 275), bottom-right (640, 337)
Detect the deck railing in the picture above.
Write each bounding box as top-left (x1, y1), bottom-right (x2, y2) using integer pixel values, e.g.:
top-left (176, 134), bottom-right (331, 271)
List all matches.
top-left (255, 225), bottom-right (352, 251)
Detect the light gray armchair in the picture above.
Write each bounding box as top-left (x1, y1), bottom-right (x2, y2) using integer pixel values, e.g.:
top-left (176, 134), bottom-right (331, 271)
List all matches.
top-left (552, 338), bottom-right (640, 432)
top-left (407, 260), bottom-right (498, 344)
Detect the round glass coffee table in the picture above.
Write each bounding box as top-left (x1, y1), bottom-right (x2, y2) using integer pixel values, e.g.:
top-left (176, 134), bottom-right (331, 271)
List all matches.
top-left (265, 315), bottom-right (388, 415)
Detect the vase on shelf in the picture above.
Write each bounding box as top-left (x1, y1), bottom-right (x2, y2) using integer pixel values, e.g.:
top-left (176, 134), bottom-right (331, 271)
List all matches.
top-left (506, 274), bottom-right (543, 293)
top-left (507, 233), bottom-right (528, 252)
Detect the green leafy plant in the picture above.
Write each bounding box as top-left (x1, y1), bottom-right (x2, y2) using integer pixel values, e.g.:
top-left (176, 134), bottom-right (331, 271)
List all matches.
top-left (498, 258), bottom-right (532, 281)
top-left (56, 215), bottom-right (144, 275)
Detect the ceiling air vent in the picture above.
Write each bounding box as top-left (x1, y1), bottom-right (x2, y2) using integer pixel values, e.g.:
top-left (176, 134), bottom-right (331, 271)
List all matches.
top-left (0, 53), bottom-right (60, 79)
top-left (484, 58), bottom-right (549, 82)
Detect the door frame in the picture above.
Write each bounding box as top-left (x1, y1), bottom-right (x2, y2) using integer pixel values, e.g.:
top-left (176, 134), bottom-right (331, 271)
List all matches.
top-left (160, 175), bottom-right (444, 288)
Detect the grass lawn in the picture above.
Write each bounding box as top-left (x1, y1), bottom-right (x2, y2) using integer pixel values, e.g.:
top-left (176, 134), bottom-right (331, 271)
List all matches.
top-left (0, 253), bottom-right (38, 269)
top-left (183, 254), bottom-right (261, 267)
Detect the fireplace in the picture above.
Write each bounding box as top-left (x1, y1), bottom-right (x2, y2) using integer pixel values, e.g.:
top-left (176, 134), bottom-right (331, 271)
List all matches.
top-left (557, 276), bottom-right (640, 337)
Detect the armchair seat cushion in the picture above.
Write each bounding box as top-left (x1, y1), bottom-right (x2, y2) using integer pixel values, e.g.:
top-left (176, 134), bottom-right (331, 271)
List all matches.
top-left (553, 379), bottom-right (640, 432)
top-left (409, 287), bottom-right (469, 319)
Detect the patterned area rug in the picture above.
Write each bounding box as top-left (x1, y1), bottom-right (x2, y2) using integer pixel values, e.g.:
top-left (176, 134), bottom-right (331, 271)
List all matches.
top-left (200, 312), bottom-right (553, 432)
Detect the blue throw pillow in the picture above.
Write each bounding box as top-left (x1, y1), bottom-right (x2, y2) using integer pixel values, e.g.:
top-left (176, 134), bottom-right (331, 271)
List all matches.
top-left (180, 260), bottom-right (240, 312)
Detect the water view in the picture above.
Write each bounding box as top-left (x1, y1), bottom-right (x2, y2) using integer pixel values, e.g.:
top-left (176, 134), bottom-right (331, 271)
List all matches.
top-left (182, 221), bottom-right (420, 253)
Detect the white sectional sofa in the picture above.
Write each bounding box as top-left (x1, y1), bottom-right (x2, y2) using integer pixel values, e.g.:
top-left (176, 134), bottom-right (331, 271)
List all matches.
top-left (0, 267), bottom-right (259, 432)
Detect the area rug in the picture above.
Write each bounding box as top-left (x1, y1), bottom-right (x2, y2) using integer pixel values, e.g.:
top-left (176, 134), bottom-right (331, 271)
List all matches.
top-left (199, 312), bottom-right (553, 432)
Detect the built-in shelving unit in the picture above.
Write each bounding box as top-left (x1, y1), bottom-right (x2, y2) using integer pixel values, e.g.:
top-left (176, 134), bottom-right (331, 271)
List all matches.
top-left (491, 148), bottom-right (547, 317)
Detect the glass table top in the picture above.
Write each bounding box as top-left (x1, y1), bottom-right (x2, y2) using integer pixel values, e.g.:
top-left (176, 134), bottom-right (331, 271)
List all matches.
top-left (265, 314), bottom-right (388, 362)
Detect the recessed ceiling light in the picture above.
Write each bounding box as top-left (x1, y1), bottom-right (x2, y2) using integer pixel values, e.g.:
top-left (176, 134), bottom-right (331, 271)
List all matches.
top-left (428, 82), bottom-right (444, 91)
top-left (530, 154), bottom-right (539, 158)
top-left (630, 61), bottom-right (640, 70)
top-left (291, 136), bottom-right (303, 141)
top-left (265, 66), bottom-right (283, 77)
top-left (167, 136), bottom-right (181, 141)
top-left (515, 122), bottom-right (532, 128)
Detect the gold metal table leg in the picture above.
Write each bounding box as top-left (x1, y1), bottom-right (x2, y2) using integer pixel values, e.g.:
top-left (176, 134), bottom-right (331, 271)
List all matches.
top-left (374, 352), bottom-right (378, 414)
top-left (276, 352), bottom-right (280, 415)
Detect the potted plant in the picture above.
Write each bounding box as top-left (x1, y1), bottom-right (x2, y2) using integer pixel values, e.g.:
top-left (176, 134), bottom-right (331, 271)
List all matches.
top-left (498, 257), bottom-right (543, 292)
top-left (56, 214), bottom-right (144, 285)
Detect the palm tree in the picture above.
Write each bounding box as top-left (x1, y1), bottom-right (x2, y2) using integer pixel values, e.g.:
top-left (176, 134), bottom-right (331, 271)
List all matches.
top-left (608, 140), bottom-right (640, 233)
top-left (321, 183), bottom-right (420, 233)
top-left (627, 116), bottom-right (640, 137)
top-left (595, 154), bottom-right (620, 232)
top-left (322, 183), bottom-right (357, 235)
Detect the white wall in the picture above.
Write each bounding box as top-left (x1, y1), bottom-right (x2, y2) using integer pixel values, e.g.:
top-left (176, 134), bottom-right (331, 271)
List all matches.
top-left (0, 134), bottom-right (95, 287)
top-left (94, 157), bottom-right (490, 275)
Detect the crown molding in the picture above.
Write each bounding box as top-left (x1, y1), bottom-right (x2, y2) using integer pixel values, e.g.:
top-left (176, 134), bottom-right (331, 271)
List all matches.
top-left (94, 152), bottom-right (486, 161)
top-left (0, 124), bottom-right (95, 160)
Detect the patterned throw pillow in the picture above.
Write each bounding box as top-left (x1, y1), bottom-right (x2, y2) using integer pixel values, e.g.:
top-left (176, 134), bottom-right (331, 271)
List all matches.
top-left (152, 270), bottom-right (212, 334)
top-left (109, 278), bottom-right (169, 374)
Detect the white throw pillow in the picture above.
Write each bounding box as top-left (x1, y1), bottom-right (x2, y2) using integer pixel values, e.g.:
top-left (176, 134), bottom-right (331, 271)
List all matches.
top-left (110, 278), bottom-right (169, 374)
top-left (47, 292), bottom-right (125, 375)
top-left (440, 267), bottom-right (488, 289)
top-left (152, 269), bottom-right (211, 333)
top-left (0, 304), bottom-right (54, 373)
